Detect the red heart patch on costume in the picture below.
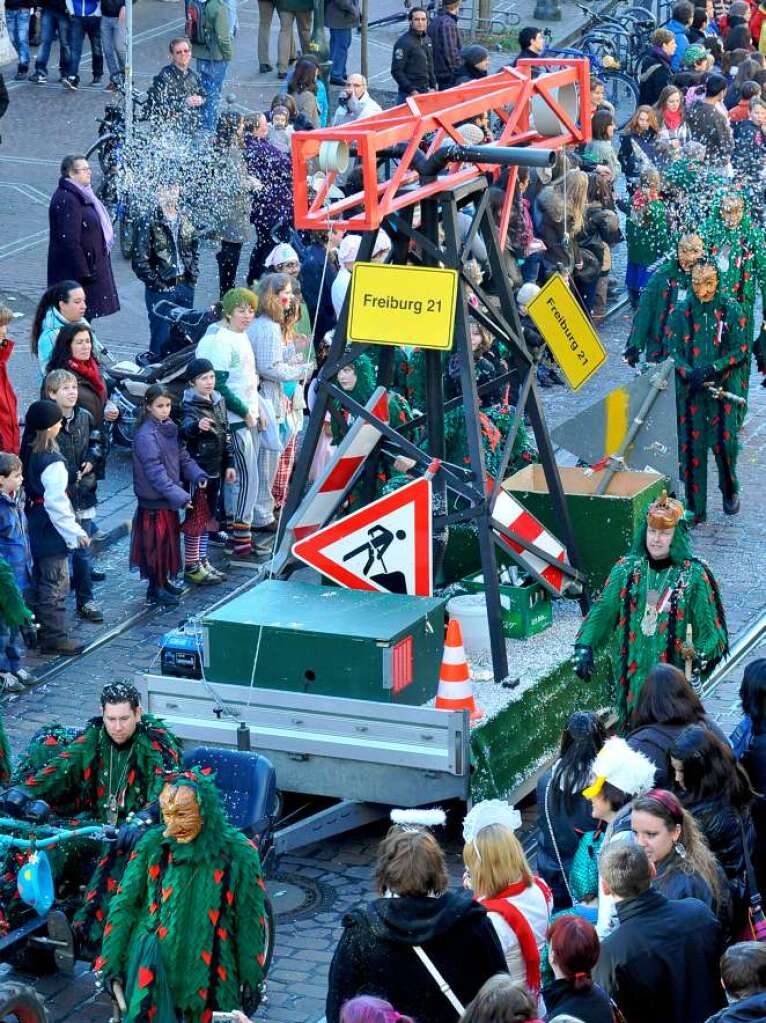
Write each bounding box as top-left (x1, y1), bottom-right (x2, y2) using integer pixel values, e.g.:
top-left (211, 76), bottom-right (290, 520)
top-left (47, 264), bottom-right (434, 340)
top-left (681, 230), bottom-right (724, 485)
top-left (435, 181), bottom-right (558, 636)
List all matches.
top-left (138, 967), bottom-right (154, 990)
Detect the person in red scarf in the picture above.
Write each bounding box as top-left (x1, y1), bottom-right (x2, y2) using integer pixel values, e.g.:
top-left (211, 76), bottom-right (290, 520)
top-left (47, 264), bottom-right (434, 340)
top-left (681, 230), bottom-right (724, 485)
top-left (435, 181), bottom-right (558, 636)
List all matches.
top-left (463, 802), bottom-right (553, 1016)
top-left (0, 307), bottom-right (20, 454)
top-left (43, 321), bottom-right (115, 429)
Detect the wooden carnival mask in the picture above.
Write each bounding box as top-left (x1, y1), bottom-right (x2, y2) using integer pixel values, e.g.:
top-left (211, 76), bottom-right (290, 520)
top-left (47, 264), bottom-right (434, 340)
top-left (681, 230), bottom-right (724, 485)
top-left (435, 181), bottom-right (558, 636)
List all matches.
top-left (691, 264), bottom-right (718, 303)
top-left (159, 782), bottom-right (202, 844)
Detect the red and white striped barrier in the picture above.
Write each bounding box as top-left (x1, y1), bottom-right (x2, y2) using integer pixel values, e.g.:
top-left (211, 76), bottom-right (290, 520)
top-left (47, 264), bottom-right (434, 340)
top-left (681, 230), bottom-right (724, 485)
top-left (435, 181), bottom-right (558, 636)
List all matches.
top-left (491, 490), bottom-right (571, 597)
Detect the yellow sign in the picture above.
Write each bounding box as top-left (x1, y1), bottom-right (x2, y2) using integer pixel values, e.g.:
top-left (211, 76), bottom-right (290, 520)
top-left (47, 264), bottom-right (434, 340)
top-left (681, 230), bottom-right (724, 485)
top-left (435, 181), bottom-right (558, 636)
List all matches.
top-left (525, 273), bottom-right (607, 390)
top-left (348, 263), bottom-right (458, 350)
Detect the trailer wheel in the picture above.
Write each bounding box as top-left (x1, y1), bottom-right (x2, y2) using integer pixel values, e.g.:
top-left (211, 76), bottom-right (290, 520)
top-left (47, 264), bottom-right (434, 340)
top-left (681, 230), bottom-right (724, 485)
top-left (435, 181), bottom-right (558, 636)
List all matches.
top-left (0, 981), bottom-right (47, 1023)
top-left (262, 892), bottom-right (276, 977)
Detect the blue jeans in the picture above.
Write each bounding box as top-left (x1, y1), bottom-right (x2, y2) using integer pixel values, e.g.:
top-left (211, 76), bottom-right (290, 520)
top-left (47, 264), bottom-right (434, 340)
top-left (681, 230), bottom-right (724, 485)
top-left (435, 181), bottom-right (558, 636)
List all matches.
top-left (6, 10), bottom-right (31, 69)
top-left (329, 27), bottom-right (351, 81)
top-left (36, 10), bottom-right (71, 76)
top-left (71, 518), bottom-right (95, 605)
top-left (521, 253), bottom-right (542, 284)
top-left (0, 621), bottom-right (23, 674)
top-left (100, 14), bottom-right (125, 81)
top-left (145, 282), bottom-right (194, 355)
top-left (68, 15), bottom-right (104, 80)
top-left (196, 58), bottom-right (229, 132)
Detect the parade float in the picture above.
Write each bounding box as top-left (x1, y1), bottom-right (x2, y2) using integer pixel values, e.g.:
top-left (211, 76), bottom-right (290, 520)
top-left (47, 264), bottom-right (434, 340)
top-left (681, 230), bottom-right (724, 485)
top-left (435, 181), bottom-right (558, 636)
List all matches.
top-left (141, 59), bottom-right (676, 846)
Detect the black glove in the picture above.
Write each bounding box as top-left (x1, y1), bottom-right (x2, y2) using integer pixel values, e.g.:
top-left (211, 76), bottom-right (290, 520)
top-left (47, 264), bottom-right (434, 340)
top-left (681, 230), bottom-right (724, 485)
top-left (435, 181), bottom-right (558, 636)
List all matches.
top-left (573, 644), bottom-right (595, 681)
top-left (623, 345), bottom-right (640, 367)
top-left (688, 365), bottom-right (716, 393)
top-left (115, 803), bottom-right (159, 853)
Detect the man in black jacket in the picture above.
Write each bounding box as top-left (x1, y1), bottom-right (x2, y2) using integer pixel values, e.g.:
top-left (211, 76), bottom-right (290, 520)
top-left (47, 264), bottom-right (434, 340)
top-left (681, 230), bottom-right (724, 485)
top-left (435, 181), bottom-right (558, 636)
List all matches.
top-left (391, 6), bottom-right (436, 103)
top-left (132, 184), bottom-right (199, 356)
top-left (637, 27), bottom-right (676, 106)
top-left (144, 37), bottom-right (206, 132)
top-left (594, 843), bottom-right (725, 1023)
top-left (513, 25), bottom-right (545, 64)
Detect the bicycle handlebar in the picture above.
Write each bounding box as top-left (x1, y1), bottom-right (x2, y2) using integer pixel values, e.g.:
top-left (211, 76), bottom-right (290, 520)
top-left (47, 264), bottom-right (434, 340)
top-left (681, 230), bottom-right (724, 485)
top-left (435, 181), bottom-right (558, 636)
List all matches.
top-left (0, 817), bottom-right (118, 850)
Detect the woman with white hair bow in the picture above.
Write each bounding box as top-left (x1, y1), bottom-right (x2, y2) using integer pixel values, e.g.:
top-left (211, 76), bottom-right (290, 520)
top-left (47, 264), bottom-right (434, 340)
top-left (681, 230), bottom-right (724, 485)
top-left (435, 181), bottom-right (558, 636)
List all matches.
top-left (462, 800), bottom-right (553, 1014)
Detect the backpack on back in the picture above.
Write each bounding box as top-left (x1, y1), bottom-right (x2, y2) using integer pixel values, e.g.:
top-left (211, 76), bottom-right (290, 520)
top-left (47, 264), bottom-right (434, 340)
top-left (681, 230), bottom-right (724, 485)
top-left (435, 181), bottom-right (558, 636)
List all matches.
top-left (186, 0), bottom-right (208, 47)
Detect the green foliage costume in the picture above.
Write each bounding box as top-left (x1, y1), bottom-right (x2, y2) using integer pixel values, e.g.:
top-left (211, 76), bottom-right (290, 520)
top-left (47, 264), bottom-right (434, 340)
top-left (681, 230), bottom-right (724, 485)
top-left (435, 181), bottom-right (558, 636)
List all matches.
top-left (8, 714), bottom-right (181, 947)
top-left (625, 256), bottom-right (694, 364)
top-left (98, 769), bottom-right (266, 1023)
top-left (702, 199), bottom-right (766, 421)
top-left (574, 520), bottom-right (728, 730)
top-left (664, 281), bottom-right (748, 521)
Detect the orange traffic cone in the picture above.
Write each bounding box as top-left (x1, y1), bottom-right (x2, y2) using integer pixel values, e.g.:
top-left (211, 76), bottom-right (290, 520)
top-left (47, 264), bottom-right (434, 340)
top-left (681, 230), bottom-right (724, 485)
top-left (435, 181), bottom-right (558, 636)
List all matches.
top-left (435, 618), bottom-right (484, 722)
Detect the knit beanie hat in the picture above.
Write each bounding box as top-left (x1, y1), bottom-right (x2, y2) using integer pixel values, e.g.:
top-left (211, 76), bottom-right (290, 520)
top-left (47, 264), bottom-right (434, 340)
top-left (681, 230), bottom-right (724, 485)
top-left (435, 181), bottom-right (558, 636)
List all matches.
top-left (221, 287), bottom-right (258, 317)
top-left (517, 283), bottom-right (541, 309)
top-left (186, 357), bottom-right (215, 383)
top-left (462, 44), bottom-right (489, 68)
top-left (25, 399), bottom-right (63, 433)
top-left (683, 43), bottom-right (708, 67)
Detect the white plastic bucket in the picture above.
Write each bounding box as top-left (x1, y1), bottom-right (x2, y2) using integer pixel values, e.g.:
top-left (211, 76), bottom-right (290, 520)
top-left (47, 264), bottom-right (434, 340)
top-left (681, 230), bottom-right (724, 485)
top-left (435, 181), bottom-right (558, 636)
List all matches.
top-left (446, 594), bottom-right (491, 659)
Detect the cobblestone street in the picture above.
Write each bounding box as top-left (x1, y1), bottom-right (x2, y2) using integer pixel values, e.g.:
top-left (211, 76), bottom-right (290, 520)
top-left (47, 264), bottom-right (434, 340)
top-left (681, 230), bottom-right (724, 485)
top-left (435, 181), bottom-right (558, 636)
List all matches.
top-left (1, 1), bottom-right (766, 1021)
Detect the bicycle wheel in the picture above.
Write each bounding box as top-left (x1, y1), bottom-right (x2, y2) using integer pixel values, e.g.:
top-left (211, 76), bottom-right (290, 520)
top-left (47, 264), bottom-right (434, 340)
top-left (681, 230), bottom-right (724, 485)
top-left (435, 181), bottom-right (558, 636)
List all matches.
top-left (602, 71), bottom-right (639, 128)
top-left (582, 29), bottom-right (630, 70)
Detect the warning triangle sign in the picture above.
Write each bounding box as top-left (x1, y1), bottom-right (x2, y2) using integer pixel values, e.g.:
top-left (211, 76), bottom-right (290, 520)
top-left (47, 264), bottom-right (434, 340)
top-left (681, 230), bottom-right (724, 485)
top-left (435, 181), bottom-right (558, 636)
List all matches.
top-left (292, 478), bottom-right (433, 597)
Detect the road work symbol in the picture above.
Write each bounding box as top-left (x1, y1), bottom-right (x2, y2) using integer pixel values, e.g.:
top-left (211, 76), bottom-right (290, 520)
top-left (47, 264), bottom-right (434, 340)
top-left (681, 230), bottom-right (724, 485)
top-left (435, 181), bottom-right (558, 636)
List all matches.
top-left (343, 526), bottom-right (408, 582)
top-left (291, 478), bottom-right (433, 596)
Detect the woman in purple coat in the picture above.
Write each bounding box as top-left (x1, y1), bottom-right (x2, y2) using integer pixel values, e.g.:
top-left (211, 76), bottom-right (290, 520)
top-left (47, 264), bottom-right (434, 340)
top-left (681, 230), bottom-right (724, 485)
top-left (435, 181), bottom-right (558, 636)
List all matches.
top-left (47, 154), bottom-right (120, 320)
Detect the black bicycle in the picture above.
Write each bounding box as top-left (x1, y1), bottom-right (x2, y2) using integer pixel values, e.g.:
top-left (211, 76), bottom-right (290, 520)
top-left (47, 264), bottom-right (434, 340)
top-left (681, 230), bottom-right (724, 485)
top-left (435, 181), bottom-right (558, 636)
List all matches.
top-left (85, 87), bottom-right (147, 260)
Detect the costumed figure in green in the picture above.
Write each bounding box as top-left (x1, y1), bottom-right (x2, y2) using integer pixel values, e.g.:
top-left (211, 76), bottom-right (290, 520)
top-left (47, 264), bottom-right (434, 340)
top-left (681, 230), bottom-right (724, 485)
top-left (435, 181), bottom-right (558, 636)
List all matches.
top-left (1, 682), bottom-right (181, 949)
top-left (328, 356), bottom-right (417, 496)
top-left (623, 233), bottom-right (705, 366)
top-left (97, 767), bottom-right (267, 1023)
top-left (664, 262), bottom-right (747, 522)
top-left (702, 192), bottom-right (766, 422)
top-left (624, 168), bottom-right (672, 310)
top-left (573, 492), bottom-right (728, 730)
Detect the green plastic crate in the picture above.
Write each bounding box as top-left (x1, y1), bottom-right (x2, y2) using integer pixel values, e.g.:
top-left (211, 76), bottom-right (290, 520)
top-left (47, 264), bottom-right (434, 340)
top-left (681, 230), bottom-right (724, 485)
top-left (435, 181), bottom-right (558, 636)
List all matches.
top-left (460, 571), bottom-right (552, 639)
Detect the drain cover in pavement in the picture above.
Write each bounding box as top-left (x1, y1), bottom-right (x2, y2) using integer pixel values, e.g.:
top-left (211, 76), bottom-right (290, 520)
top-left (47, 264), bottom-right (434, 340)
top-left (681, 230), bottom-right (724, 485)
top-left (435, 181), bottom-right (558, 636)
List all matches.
top-left (266, 873), bottom-right (335, 922)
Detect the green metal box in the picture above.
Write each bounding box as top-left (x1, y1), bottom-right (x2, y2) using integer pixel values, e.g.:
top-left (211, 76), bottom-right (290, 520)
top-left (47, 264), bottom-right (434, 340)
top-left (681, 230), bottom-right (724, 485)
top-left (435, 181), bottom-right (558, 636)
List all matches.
top-left (202, 580), bottom-right (447, 705)
top-left (460, 572), bottom-right (552, 639)
top-left (502, 466), bottom-right (666, 593)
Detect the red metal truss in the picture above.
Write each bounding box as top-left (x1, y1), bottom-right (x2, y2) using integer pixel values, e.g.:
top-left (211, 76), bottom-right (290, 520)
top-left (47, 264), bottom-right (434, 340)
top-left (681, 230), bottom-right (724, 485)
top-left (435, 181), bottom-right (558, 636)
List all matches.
top-left (291, 59), bottom-right (591, 247)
